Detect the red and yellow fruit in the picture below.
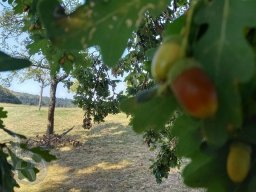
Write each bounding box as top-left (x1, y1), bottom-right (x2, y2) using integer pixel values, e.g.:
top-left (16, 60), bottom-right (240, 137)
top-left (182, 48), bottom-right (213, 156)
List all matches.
top-left (170, 59), bottom-right (218, 118)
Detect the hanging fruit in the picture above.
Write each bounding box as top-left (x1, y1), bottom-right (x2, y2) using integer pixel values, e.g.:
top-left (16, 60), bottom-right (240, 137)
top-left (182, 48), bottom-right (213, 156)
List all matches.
top-left (151, 37), bottom-right (181, 83)
top-left (169, 58), bottom-right (218, 118)
top-left (227, 142), bottom-right (251, 183)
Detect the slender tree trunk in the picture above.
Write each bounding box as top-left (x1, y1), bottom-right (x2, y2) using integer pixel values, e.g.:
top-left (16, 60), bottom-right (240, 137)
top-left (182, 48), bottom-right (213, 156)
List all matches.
top-left (46, 76), bottom-right (58, 135)
top-left (38, 82), bottom-right (44, 111)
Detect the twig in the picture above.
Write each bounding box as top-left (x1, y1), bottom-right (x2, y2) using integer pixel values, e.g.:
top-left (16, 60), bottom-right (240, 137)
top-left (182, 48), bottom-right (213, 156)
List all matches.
top-left (59, 126), bottom-right (75, 137)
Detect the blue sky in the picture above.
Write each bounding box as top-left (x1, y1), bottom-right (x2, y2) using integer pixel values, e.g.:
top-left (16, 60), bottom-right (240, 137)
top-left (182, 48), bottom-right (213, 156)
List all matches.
top-left (6, 74), bottom-right (125, 99)
top-left (9, 78), bottom-right (75, 99)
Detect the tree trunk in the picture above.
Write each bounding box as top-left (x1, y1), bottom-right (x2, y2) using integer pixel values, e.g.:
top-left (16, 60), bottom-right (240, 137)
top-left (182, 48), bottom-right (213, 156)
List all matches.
top-left (46, 76), bottom-right (58, 135)
top-left (38, 82), bottom-right (44, 111)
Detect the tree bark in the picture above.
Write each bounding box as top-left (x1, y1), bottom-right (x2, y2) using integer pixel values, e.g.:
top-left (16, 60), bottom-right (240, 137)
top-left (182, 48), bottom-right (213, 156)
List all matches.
top-left (46, 73), bottom-right (68, 135)
top-left (46, 76), bottom-right (58, 135)
top-left (38, 82), bottom-right (44, 111)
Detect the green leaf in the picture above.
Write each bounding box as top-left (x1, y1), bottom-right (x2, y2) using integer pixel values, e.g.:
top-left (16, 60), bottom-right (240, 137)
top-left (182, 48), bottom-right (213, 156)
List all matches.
top-left (202, 119), bottom-right (229, 148)
top-left (17, 143), bottom-right (57, 162)
top-left (182, 152), bottom-right (227, 189)
top-left (29, 147), bottom-right (57, 162)
top-left (194, 0), bottom-right (256, 83)
top-left (0, 127), bottom-right (27, 139)
top-left (0, 107), bottom-right (7, 119)
top-left (248, 175), bottom-right (256, 192)
top-left (183, 152), bottom-right (214, 188)
top-left (145, 48), bottom-right (157, 61)
top-left (0, 51), bottom-right (31, 71)
top-left (27, 39), bottom-right (50, 55)
top-left (172, 114), bottom-right (202, 157)
top-left (163, 15), bottom-right (185, 38)
top-left (7, 148), bottom-right (39, 182)
top-left (38, 0), bottom-right (169, 66)
top-left (120, 88), bottom-right (178, 133)
top-left (193, 0), bottom-right (256, 138)
top-left (17, 167), bottom-right (39, 182)
top-left (239, 125), bottom-right (256, 145)
top-left (135, 86), bottom-right (158, 103)
top-left (0, 149), bottom-right (19, 192)
top-left (206, 177), bottom-right (231, 192)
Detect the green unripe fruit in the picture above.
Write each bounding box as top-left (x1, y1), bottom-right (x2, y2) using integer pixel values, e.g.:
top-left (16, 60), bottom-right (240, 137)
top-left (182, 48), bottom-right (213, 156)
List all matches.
top-left (151, 38), bottom-right (181, 83)
top-left (227, 142), bottom-right (251, 183)
top-left (67, 54), bottom-right (75, 61)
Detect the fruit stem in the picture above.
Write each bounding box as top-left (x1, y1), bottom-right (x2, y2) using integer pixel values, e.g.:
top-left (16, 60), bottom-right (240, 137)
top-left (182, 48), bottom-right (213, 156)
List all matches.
top-left (180, 0), bottom-right (198, 59)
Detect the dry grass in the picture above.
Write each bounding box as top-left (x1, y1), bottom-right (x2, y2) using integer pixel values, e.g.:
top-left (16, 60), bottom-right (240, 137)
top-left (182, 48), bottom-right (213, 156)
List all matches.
top-left (0, 103), bottom-right (202, 192)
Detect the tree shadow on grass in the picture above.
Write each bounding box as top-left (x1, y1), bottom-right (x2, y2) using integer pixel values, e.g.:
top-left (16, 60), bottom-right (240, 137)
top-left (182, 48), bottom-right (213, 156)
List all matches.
top-left (16, 122), bottom-right (197, 192)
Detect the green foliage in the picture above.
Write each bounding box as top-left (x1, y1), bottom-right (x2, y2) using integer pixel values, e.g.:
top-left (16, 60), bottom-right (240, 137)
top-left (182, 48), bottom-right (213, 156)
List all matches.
top-left (144, 116), bottom-right (181, 183)
top-left (121, 87), bottom-right (178, 133)
top-left (124, 0), bottom-right (256, 191)
top-left (38, 0), bottom-right (169, 66)
top-left (0, 149), bottom-right (19, 192)
top-left (193, 0), bottom-right (256, 144)
top-left (27, 146), bottom-right (57, 162)
top-left (164, 14), bottom-right (185, 37)
top-left (120, 0), bottom-right (256, 191)
top-left (150, 142), bottom-right (180, 183)
top-left (71, 53), bottom-right (120, 128)
top-left (113, 9), bottom-right (175, 96)
top-left (7, 148), bottom-right (39, 182)
top-left (0, 52), bottom-right (31, 72)
top-left (116, 6), bottom-right (186, 183)
top-left (172, 114), bottom-right (201, 157)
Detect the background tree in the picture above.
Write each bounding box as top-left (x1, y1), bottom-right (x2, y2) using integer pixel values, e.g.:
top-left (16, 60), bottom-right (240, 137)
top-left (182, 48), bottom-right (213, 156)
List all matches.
top-left (70, 52), bottom-right (120, 129)
top-left (15, 65), bottom-right (50, 110)
top-left (0, 0), bottom-right (86, 134)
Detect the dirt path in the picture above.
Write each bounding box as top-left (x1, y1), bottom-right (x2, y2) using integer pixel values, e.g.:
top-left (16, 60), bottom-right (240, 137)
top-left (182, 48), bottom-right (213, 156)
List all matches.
top-left (16, 114), bottom-right (202, 192)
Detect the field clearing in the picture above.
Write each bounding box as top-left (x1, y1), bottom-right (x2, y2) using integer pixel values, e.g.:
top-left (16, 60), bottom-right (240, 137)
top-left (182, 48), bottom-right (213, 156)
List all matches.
top-left (0, 103), bottom-right (202, 192)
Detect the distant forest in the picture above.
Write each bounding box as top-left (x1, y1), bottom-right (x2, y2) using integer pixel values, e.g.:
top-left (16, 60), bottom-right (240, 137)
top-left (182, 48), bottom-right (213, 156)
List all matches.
top-left (0, 85), bottom-right (75, 107)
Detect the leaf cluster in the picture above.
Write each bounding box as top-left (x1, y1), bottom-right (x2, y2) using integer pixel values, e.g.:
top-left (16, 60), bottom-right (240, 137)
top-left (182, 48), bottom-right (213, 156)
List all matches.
top-left (72, 53), bottom-right (120, 127)
top-left (122, 0), bottom-right (256, 191)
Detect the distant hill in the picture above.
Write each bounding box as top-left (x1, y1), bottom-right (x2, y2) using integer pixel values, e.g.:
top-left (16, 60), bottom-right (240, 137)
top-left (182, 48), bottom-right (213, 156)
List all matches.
top-left (0, 86), bottom-right (22, 104)
top-left (0, 86), bottom-right (75, 107)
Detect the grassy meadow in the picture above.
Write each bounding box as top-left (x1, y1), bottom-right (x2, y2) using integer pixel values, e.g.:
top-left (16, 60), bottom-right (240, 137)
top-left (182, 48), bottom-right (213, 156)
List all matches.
top-left (0, 103), bottom-right (201, 192)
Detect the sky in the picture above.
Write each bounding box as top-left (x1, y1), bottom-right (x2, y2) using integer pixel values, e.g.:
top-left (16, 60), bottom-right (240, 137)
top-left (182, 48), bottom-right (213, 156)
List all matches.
top-left (9, 78), bottom-right (75, 99)
top-left (5, 73), bottom-right (126, 99)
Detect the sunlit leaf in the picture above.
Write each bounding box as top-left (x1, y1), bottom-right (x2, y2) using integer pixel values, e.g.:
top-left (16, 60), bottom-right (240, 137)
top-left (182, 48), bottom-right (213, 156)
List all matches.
top-left (192, 0), bottom-right (256, 138)
top-left (38, 0), bottom-right (169, 66)
top-left (29, 147), bottom-right (57, 162)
